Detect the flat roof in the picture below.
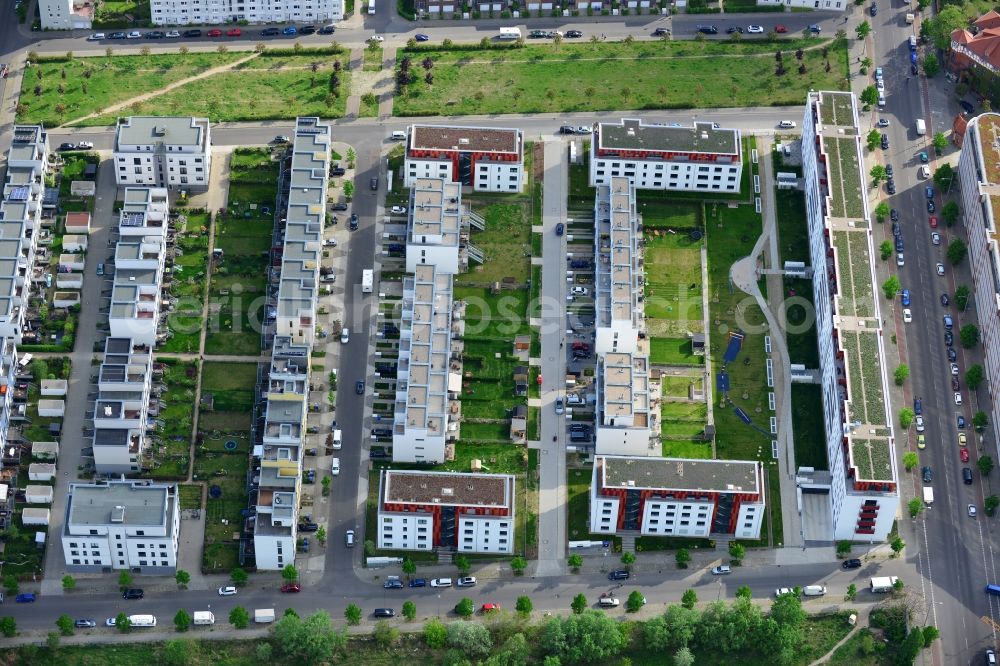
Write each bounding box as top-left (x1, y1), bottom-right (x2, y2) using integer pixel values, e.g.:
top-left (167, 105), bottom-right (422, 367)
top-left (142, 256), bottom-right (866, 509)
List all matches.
top-left (597, 118), bottom-right (739, 156)
top-left (67, 481), bottom-right (172, 527)
top-left (408, 178), bottom-right (462, 247)
top-left (116, 116), bottom-right (207, 148)
top-left (382, 469), bottom-right (513, 508)
top-left (598, 455), bottom-right (761, 495)
top-left (600, 352), bottom-right (649, 425)
top-left (595, 176), bottom-right (642, 329)
top-left (410, 124), bottom-right (521, 155)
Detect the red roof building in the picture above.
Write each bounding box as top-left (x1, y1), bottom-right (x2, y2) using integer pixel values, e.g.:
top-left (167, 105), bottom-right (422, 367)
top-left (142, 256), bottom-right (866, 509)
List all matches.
top-left (950, 11), bottom-right (1000, 74)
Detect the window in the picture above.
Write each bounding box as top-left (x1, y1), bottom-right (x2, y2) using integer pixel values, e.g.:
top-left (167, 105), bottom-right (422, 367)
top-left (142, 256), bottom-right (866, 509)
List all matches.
top-left (72, 559), bottom-right (80, 565)
top-left (139, 560), bottom-right (147, 566)
top-left (71, 550), bottom-right (78, 556)
top-left (89, 530), bottom-right (98, 535)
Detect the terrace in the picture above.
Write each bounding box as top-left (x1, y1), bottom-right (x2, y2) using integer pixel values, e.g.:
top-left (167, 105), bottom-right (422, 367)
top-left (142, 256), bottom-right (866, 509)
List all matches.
top-left (823, 137), bottom-right (865, 220)
top-left (831, 230), bottom-right (875, 319)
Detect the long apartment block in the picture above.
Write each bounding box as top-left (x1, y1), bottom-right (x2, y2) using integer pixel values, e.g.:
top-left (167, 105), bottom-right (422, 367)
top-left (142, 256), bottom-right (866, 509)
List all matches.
top-left (957, 113), bottom-right (1000, 450)
top-left (406, 178), bottom-right (462, 275)
top-left (148, 0), bottom-right (342, 26)
top-left (114, 116), bottom-right (211, 192)
top-left (0, 126), bottom-right (49, 343)
top-left (589, 455), bottom-right (765, 539)
top-left (801, 91), bottom-right (898, 540)
top-left (91, 338), bottom-right (155, 474)
top-left (252, 117), bottom-right (331, 571)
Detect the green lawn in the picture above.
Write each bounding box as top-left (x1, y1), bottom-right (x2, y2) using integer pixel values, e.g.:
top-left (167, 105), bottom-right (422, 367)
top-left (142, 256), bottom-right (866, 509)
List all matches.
top-left (791, 384), bottom-right (828, 470)
top-left (456, 202), bottom-right (532, 288)
top-left (178, 483), bottom-right (203, 510)
top-left (196, 431), bottom-right (251, 573)
top-left (17, 52), bottom-right (246, 127)
top-left (364, 46), bottom-right (384, 71)
top-left (649, 336), bottom-right (703, 366)
top-left (150, 359), bottom-right (199, 479)
top-left (661, 439), bottom-right (714, 459)
top-left (93, 0), bottom-right (150, 26)
top-left (453, 287), bottom-right (531, 339)
top-left (160, 216), bottom-right (210, 353)
top-left (660, 401), bottom-right (708, 439)
top-left (394, 38), bottom-right (848, 116)
top-left (783, 277), bottom-right (820, 368)
top-left (58, 152), bottom-right (99, 197)
top-left (202, 362), bottom-right (258, 412)
top-left (644, 232), bottom-right (704, 324)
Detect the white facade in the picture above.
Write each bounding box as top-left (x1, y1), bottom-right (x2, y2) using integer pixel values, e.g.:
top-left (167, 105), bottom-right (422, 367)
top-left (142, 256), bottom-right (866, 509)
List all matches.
top-left (404, 124), bottom-right (524, 193)
top-left (114, 117), bottom-right (211, 191)
top-left (92, 338), bottom-right (154, 474)
top-left (593, 177), bottom-right (644, 355)
top-left (39, 0), bottom-right (92, 30)
top-left (757, 0), bottom-right (846, 9)
top-left (150, 0), bottom-right (342, 26)
top-left (405, 178), bottom-right (462, 275)
top-left (590, 119), bottom-right (742, 193)
top-left (594, 352), bottom-right (653, 456)
top-left (62, 481), bottom-right (180, 573)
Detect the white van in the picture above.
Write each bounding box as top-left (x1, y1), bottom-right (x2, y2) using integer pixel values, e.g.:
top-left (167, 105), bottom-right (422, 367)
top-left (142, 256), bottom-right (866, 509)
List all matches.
top-left (878, 92), bottom-right (886, 107)
top-left (331, 457), bottom-right (340, 475)
top-left (193, 611), bottom-right (215, 625)
top-left (340, 328), bottom-right (350, 344)
top-left (127, 614), bottom-right (157, 627)
top-left (390, 131), bottom-right (406, 141)
top-left (802, 585), bottom-right (827, 597)
top-left (332, 429), bottom-right (343, 450)
top-left (920, 165), bottom-right (930, 179)
top-left (599, 596), bottom-right (620, 607)
top-left (430, 578), bottom-right (452, 588)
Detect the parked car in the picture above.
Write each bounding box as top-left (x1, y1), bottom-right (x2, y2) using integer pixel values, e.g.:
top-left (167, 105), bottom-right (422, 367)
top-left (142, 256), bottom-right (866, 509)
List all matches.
top-left (877, 118), bottom-right (890, 127)
top-left (87, 33), bottom-right (105, 41)
top-left (901, 290), bottom-right (910, 306)
top-left (74, 619), bottom-right (97, 628)
top-left (126, 30), bottom-right (142, 39)
top-left (414, 33), bottom-right (430, 41)
top-left (842, 559), bottom-right (863, 570)
top-left (711, 566), bottom-right (732, 575)
top-left (929, 216), bottom-right (938, 228)
top-left (936, 262), bottom-right (945, 275)
top-left (383, 576), bottom-right (404, 589)
top-left (225, 27), bottom-right (242, 36)
top-left (146, 30), bottom-right (165, 38)
top-left (608, 569), bottom-right (630, 580)
top-left (355, 380), bottom-right (365, 394)
top-left (775, 587), bottom-right (794, 596)
top-left (566, 30), bottom-right (583, 38)
top-left (409, 578), bottom-right (427, 587)
top-left (927, 200), bottom-right (936, 213)
top-left (969, 504), bottom-right (978, 517)
top-left (370, 177), bottom-right (379, 190)
top-left (808, 23), bottom-right (821, 33)
top-left (726, 26), bottom-right (743, 34)
top-left (299, 25), bottom-right (317, 35)
top-left (746, 25), bottom-right (764, 34)
top-left (283, 26), bottom-right (298, 35)
top-left (555, 223), bottom-right (564, 236)
top-left (390, 206), bottom-right (406, 215)
top-left (280, 583), bottom-right (301, 593)
top-left (778, 120), bottom-right (796, 128)
top-left (218, 586), bottom-right (238, 596)
top-left (349, 213), bottom-right (359, 230)
top-left (941, 293), bottom-right (949, 306)
top-left (881, 134), bottom-right (889, 150)
top-left (958, 415), bottom-right (966, 429)
top-left (457, 576), bottom-right (477, 587)
top-left (122, 588), bottom-right (144, 600)
top-left (332, 202), bottom-right (349, 211)
top-left (959, 100), bottom-right (975, 115)
top-left (15, 593), bottom-right (36, 603)
top-left (182, 29), bottom-right (202, 37)
top-left (913, 397), bottom-right (922, 415)
top-left (261, 27), bottom-right (280, 36)
top-left (775, 24), bottom-right (788, 33)
top-left (58, 142), bottom-right (76, 151)
top-left (319, 25), bottom-right (336, 35)
top-left (961, 448), bottom-right (970, 463)
top-left (206, 29), bottom-right (223, 37)
top-left (922, 466), bottom-right (932, 483)
top-left (430, 578), bottom-right (453, 588)
top-left (696, 25), bottom-right (719, 34)
top-left (890, 208), bottom-right (899, 221)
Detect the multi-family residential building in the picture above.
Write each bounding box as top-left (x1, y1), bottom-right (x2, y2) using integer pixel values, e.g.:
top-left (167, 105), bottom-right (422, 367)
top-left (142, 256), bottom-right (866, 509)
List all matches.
top-left (392, 264), bottom-right (455, 464)
top-left (801, 91), bottom-right (899, 541)
top-left (109, 188), bottom-right (169, 347)
top-left (0, 126), bottom-right (49, 343)
top-left (957, 113), bottom-right (1000, 449)
top-left (149, 0), bottom-right (342, 26)
top-left (377, 469), bottom-right (516, 553)
top-left (595, 352), bottom-right (654, 456)
top-left (62, 480), bottom-right (180, 573)
top-left (589, 118), bottom-right (742, 193)
top-left (404, 125), bottom-right (524, 193)
top-left (252, 117), bottom-right (330, 570)
top-left (38, 0), bottom-right (92, 30)
top-left (113, 117), bottom-right (211, 191)
top-left (593, 176), bottom-right (644, 355)
top-left (949, 10), bottom-right (1000, 76)
top-left (589, 455), bottom-right (765, 539)
top-left (91, 339), bottom-right (154, 474)
top-left (0, 339), bottom-right (18, 464)
top-left (756, 0), bottom-right (846, 11)
top-left (406, 178), bottom-right (462, 275)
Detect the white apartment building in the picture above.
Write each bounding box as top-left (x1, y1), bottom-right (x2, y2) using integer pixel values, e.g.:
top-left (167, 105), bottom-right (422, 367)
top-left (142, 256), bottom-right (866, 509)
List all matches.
top-left (114, 117), bottom-right (211, 191)
top-left (589, 455), bottom-right (765, 539)
top-left (377, 469), bottom-right (515, 553)
top-left (38, 0), bottom-right (92, 30)
top-left (593, 176), bottom-right (644, 355)
top-left (392, 264), bottom-right (455, 464)
top-left (590, 119), bottom-right (742, 193)
top-left (109, 188), bottom-right (169, 347)
top-left (801, 92), bottom-right (899, 541)
top-left (595, 352), bottom-right (653, 456)
top-left (62, 481), bottom-right (180, 573)
top-left (757, 0), bottom-right (847, 10)
top-left (404, 125), bottom-right (524, 193)
top-left (957, 113), bottom-right (1000, 451)
top-left (91, 338), bottom-right (154, 474)
top-left (406, 178), bottom-right (462, 275)
top-left (149, 0), bottom-right (342, 26)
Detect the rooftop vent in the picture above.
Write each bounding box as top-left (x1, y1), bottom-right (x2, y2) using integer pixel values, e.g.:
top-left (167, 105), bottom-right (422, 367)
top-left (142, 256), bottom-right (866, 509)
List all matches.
top-left (152, 126), bottom-right (166, 137)
top-left (110, 505), bottom-right (125, 523)
top-left (441, 487), bottom-right (454, 496)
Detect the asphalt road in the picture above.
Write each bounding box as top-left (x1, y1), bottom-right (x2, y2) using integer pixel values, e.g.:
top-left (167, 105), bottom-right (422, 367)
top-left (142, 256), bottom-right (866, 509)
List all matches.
top-left (866, 5), bottom-right (1000, 662)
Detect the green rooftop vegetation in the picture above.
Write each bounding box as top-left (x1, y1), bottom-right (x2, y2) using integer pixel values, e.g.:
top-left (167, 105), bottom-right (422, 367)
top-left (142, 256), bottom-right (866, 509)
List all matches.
top-left (850, 437), bottom-right (893, 482)
top-left (824, 137), bottom-right (864, 219)
top-left (832, 230), bottom-right (874, 319)
top-left (819, 92), bottom-right (856, 128)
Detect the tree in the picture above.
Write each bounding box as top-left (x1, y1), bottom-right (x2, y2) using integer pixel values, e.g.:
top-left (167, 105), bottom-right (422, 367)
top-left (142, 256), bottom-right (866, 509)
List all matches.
top-left (874, 201), bottom-right (890, 221)
top-left (402, 558), bottom-right (416, 576)
top-left (571, 593), bottom-right (588, 614)
top-left (908, 497), bottom-right (925, 518)
top-left (900, 408), bottom-right (915, 429)
top-left (402, 600), bottom-right (417, 621)
top-left (116, 612), bottom-right (131, 633)
top-left (922, 625), bottom-right (940, 646)
top-left (568, 554), bottom-right (583, 572)
top-left (728, 541), bottom-right (745, 565)
top-left (230, 567), bottom-right (248, 586)
top-left (941, 201), bottom-right (959, 227)
top-left (229, 606), bottom-right (250, 629)
top-left (117, 570), bottom-right (132, 588)
top-left (454, 555), bottom-right (470, 574)
top-left (925, 6), bottom-right (968, 49)
top-left (281, 564), bottom-right (298, 582)
top-left (979, 455), bottom-right (994, 477)
top-left (846, 583), bottom-right (858, 601)
top-left (866, 129), bottom-right (882, 151)
top-left (272, 611), bottom-right (345, 661)
top-left (284, 608), bottom-right (299, 618)
top-left (870, 165), bottom-right (888, 186)
top-left (163, 639), bottom-right (198, 666)
top-left (540, 612), bottom-right (628, 663)
top-left (447, 621), bottom-right (493, 657)
top-left (626, 590), bottom-right (646, 612)
top-left (516, 595), bottom-right (532, 616)
top-left (985, 495), bottom-right (999, 517)
top-left (955, 285), bottom-right (971, 311)
top-left (3, 575), bottom-right (20, 595)
top-left (923, 52), bottom-right (940, 78)
top-left (836, 540), bottom-right (852, 558)
top-left (174, 609), bottom-right (191, 632)
top-left (175, 570), bottom-right (190, 588)
top-left (345, 603), bottom-right (362, 625)
top-left (961, 323), bottom-right (980, 348)
top-left (890, 536), bottom-right (906, 557)
top-left (856, 21), bottom-right (871, 40)
top-left (56, 614), bottom-right (74, 636)
top-left (495, 634), bottom-right (530, 665)
top-left (967, 364), bottom-right (985, 390)
top-left (975, 411), bottom-right (989, 431)
top-left (316, 526), bottom-right (326, 544)
top-left (948, 238), bottom-right (968, 265)
top-left (879, 240), bottom-right (893, 261)
top-left (373, 620), bottom-right (399, 647)
top-left (674, 647), bottom-right (696, 666)
top-left (681, 589), bottom-right (698, 610)
top-left (894, 364), bottom-right (910, 386)
top-left (933, 132), bottom-right (948, 154)
top-left (425, 618), bottom-right (447, 647)
top-left (883, 275), bottom-right (900, 300)
top-left (934, 163), bottom-right (955, 189)
top-left (621, 551), bottom-right (636, 568)
top-left (902, 451), bottom-right (919, 471)
top-left (676, 548), bottom-right (691, 569)
top-left (455, 597), bottom-right (474, 618)
top-left (342, 181), bottom-right (355, 200)
top-left (0, 617), bottom-right (15, 638)
top-left (61, 575), bottom-right (75, 591)
top-left (510, 556), bottom-right (527, 575)
top-left (860, 85), bottom-right (879, 108)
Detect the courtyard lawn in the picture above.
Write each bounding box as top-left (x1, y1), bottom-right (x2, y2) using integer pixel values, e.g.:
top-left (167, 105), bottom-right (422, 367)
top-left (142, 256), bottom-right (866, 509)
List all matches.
top-left (151, 358), bottom-right (199, 479)
top-left (17, 52), bottom-right (246, 127)
top-left (659, 401), bottom-right (708, 439)
top-left (661, 439), bottom-right (714, 459)
top-left (792, 383), bottom-right (828, 470)
top-left (202, 362), bottom-right (258, 413)
top-left (453, 287), bottom-right (531, 340)
top-left (160, 213), bottom-right (210, 353)
top-left (643, 232), bottom-right (704, 326)
top-left (456, 202), bottom-right (532, 288)
top-left (649, 336), bottom-right (703, 366)
top-left (394, 38), bottom-right (848, 116)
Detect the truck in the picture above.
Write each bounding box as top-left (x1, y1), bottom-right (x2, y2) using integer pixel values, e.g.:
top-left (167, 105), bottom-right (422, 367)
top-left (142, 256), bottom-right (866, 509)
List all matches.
top-left (254, 608), bottom-right (276, 624)
top-left (498, 27), bottom-right (522, 40)
top-left (923, 486), bottom-right (934, 505)
top-left (916, 118), bottom-right (926, 136)
top-left (127, 614), bottom-right (157, 627)
top-left (193, 611), bottom-right (215, 625)
top-left (362, 269), bottom-right (373, 293)
top-left (870, 576), bottom-right (899, 593)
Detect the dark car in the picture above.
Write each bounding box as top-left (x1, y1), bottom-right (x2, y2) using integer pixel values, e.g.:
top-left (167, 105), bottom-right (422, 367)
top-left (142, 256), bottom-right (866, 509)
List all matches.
top-left (894, 237), bottom-right (903, 252)
top-left (146, 30), bottom-right (165, 38)
top-left (925, 186), bottom-right (935, 199)
top-left (891, 221), bottom-right (900, 237)
top-left (959, 100), bottom-right (975, 115)
top-left (529, 30), bottom-right (549, 38)
top-left (319, 25), bottom-right (336, 35)
top-left (261, 27), bottom-right (280, 36)
top-left (886, 180), bottom-right (896, 195)
top-left (911, 63), bottom-right (919, 75)
top-left (886, 165), bottom-right (894, 178)
top-left (697, 25), bottom-right (719, 34)
top-left (369, 447), bottom-right (390, 459)
top-left (374, 608), bottom-right (395, 618)
top-left (409, 578), bottom-right (427, 587)
top-left (122, 588), bottom-right (144, 600)
top-left (108, 31), bottom-right (126, 39)
top-left (383, 577), bottom-right (404, 589)
top-left (870, 3), bottom-right (877, 15)
top-left (941, 293), bottom-right (950, 306)
top-left (283, 26), bottom-right (298, 35)
top-left (913, 398), bottom-right (922, 415)
top-left (15, 593), bottom-right (35, 603)
top-left (890, 208), bottom-right (899, 222)
top-left (355, 380), bottom-right (365, 395)
top-left (370, 177), bottom-right (379, 191)
top-left (922, 466), bottom-right (932, 483)
top-left (281, 583), bottom-right (301, 593)
top-left (349, 213), bottom-right (359, 230)
top-left (58, 142), bottom-right (76, 151)
top-left (945, 329), bottom-right (954, 345)
top-left (330, 165), bottom-right (346, 176)
top-left (652, 27), bottom-right (670, 37)
top-left (559, 125), bottom-right (576, 134)
top-left (566, 30), bottom-right (583, 38)
top-left (298, 521), bottom-right (319, 532)
top-left (958, 415), bottom-right (967, 429)
top-left (726, 26), bottom-right (743, 34)
top-left (952, 377), bottom-right (961, 391)
top-left (608, 569), bottom-right (630, 580)
top-left (948, 347), bottom-right (958, 362)
top-left (963, 467), bottom-right (974, 484)
top-left (74, 619), bottom-right (97, 628)
top-left (901, 290), bottom-right (910, 306)
top-left (880, 134), bottom-right (889, 150)
top-left (414, 33), bottom-right (430, 41)
top-left (841, 558), bottom-right (862, 570)
top-left (331, 202), bottom-right (349, 211)
top-left (808, 23), bottom-right (821, 33)
top-left (555, 223), bottom-right (564, 236)
top-left (927, 200), bottom-right (936, 213)
top-left (300, 25), bottom-right (317, 35)
top-left (182, 29), bottom-right (202, 37)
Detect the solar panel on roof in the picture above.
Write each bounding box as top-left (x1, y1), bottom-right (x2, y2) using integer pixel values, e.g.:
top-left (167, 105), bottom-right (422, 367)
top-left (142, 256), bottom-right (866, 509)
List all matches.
top-left (5, 187), bottom-right (29, 202)
top-left (121, 212), bottom-right (145, 227)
